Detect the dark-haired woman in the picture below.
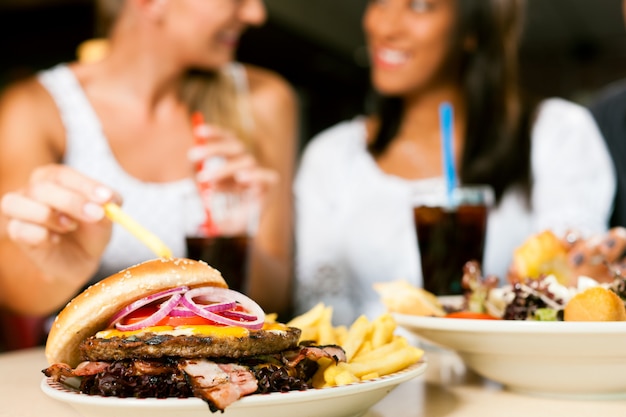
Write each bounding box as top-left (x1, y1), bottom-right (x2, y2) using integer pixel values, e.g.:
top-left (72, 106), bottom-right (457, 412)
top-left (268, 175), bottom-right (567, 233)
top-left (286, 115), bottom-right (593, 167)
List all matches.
top-left (294, 0), bottom-right (615, 323)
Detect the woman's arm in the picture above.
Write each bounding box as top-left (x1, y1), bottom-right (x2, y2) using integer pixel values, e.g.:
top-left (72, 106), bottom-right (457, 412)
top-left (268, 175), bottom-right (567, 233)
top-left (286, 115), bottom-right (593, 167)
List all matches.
top-left (0, 78), bottom-right (116, 315)
top-left (244, 65), bottom-right (298, 318)
top-left (530, 98), bottom-right (616, 236)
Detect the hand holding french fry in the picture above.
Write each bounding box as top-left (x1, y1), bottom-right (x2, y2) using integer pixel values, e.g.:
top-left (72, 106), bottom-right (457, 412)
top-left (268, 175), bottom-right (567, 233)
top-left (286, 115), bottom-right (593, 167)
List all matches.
top-left (0, 164), bottom-right (122, 314)
top-left (287, 304), bottom-right (424, 388)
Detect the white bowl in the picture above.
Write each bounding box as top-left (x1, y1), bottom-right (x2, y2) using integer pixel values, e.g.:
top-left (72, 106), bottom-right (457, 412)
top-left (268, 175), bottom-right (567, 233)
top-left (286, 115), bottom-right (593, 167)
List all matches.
top-left (394, 314), bottom-right (626, 399)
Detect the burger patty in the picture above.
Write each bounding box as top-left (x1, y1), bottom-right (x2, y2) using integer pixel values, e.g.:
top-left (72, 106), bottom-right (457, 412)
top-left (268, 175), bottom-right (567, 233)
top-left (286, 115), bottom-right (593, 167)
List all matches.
top-left (79, 327), bottom-right (302, 361)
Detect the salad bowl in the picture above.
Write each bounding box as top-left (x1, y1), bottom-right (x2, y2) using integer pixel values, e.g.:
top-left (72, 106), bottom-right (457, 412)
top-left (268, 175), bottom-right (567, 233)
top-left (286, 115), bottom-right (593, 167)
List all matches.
top-left (394, 314), bottom-right (626, 399)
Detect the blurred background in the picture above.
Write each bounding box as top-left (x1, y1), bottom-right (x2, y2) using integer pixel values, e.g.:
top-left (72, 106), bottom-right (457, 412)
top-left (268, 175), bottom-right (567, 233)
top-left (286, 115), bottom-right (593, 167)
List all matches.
top-left (1, 0), bottom-right (626, 149)
top-left (1, 0), bottom-right (626, 351)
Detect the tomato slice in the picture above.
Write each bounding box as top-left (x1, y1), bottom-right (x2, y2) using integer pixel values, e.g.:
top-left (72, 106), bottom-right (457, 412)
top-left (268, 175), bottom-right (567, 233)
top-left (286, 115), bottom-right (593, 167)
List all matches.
top-left (121, 306), bottom-right (222, 327)
top-left (445, 311), bottom-right (500, 320)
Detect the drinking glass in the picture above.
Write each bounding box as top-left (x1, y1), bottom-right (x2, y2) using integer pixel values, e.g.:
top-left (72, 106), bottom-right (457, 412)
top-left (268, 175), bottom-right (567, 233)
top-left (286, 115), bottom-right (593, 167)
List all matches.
top-left (413, 185), bottom-right (494, 295)
top-left (185, 189), bottom-right (259, 294)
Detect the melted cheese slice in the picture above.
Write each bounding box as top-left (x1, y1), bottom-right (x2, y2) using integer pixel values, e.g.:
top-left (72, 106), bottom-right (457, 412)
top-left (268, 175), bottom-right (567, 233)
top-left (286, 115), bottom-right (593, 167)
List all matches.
top-left (95, 322), bottom-right (289, 339)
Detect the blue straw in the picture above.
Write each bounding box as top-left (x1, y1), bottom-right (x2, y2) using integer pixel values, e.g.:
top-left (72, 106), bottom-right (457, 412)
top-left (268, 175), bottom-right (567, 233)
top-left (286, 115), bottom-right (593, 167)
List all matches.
top-left (439, 102), bottom-right (458, 205)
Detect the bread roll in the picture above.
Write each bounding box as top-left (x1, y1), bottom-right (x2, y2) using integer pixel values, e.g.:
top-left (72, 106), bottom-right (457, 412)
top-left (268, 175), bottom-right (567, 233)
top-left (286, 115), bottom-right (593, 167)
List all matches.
top-left (508, 230), bottom-right (572, 285)
top-left (45, 258), bottom-right (226, 367)
top-left (563, 286), bottom-right (626, 321)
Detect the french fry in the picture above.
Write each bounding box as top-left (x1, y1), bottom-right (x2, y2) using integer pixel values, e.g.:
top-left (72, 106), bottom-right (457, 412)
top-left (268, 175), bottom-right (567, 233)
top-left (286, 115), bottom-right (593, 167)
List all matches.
top-left (334, 369), bottom-right (359, 386)
top-left (286, 303), bottom-right (327, 342)
top-left (346, 345), bottom-right (423, 378)
top-left (361, 372), bottom-right (380, 380)
top-left (342, 315), bottom-right (372, 361)
top-left (321, 361), bottom-right (345, 387)
top-left (311, 356), bottom-right (335, 389)
top-left (287, 303), bottom-right (325, 330)
top-left (288, 303), bottom-right (424, 388)
top-left (370, 313), bottom-right (396, 348)
top-left (354, 340), bottom-right (373, 358)
top-left (104, 203), bottom-right (173, 258)
top-left (334, 325), bottom-right (348, 345)
top-left (317, 306), bottom-right (337, 345)
top-left (352, 336), bottom-right (408, 363)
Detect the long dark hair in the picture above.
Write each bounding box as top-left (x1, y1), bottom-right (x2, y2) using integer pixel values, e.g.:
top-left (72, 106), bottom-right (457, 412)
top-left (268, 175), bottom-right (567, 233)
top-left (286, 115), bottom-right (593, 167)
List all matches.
top-left (368, 0), bottom-right (533, 204)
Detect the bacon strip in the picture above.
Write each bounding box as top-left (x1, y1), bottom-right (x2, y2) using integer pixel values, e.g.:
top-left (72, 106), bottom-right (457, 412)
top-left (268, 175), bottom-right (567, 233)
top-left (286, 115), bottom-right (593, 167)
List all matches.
top-left (42, 363), bottom-right (74, 381)
top-left (43, 361), bottom-right (110, 380)
top-left (73, 361), bottom-right (110, 376)
top-left (180, 360), bottom-right (258, 411)
top-left (283, 345), bottom-right (347, 368)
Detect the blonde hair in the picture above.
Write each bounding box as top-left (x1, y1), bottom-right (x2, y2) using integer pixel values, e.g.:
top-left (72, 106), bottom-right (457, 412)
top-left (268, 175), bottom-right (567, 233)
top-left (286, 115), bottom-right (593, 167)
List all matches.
top-left (94, 0), bottom-right (253, 149)
top-left (182, 71), bottom-right (253, 151)
top-left (95, 0), bottom-right (125, 37)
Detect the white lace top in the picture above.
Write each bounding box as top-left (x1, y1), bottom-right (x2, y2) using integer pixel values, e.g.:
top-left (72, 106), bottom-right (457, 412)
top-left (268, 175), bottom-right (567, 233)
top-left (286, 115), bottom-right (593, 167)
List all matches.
top-left (37, 64), bottom-right (248, 283)
top-left (294, 98), bottom-right (616, 324)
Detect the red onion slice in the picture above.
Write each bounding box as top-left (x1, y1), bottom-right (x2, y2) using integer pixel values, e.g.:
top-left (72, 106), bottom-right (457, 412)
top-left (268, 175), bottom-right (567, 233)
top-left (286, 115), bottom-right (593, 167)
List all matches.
top-left (107, 285), bottom-right (265, 332)
top-left (168, 301), bottom-right (236, 317)
top-left (220, 309), bottom-right (257, 321)
top-left (115, 292), bottom-right (183, 331)
top-left (181, 287), bottom-right (265, 330)
top-left (167, 304), bottom-right (196, 318)
top-left (108, 286), bottom-right (189, 327)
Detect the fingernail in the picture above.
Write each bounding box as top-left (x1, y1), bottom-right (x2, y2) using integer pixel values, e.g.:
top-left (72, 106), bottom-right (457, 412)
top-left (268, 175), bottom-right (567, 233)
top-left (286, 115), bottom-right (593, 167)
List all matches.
top-left (188, 147), bottom-right (204, 161)
top-left (83, 202), bottom-right (105, 220)
top-left (59, 215), bottom-right (78, 231)
top-left (194, 125), bottom-right (214, 137)
top-left (235, 171), bottom-right (252, 183)
top-left (205, 157), bottom-right (225, 173)
top-left (197, 170), bottom-right (216, 183)
top-left (93, 186), bottom-right (113, 202)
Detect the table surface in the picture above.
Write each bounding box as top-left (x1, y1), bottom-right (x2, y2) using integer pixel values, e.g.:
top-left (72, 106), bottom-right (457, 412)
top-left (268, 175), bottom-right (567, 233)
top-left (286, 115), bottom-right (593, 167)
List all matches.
top-left (0, 345), bottom-right (624, 417)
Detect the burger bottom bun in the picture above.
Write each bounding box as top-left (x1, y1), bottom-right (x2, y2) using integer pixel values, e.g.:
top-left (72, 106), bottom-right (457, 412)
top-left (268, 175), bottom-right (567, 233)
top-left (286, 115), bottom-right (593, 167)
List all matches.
top-left (45, 258), bottom-right (227, 367)
top-left (564, 287), bottom-right (626, 321)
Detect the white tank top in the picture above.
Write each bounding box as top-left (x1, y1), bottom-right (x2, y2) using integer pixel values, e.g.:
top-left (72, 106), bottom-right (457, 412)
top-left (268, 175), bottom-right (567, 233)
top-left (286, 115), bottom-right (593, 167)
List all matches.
top-left (37, 64), bottom-right (248, 282)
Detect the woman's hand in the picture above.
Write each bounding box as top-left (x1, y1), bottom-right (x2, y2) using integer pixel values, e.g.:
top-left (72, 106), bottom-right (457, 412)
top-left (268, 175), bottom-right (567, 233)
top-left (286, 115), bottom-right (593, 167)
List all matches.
top-left (0, 164), bottom-right (119, 287)
top-left (188, 122), bottom-right (278, 199)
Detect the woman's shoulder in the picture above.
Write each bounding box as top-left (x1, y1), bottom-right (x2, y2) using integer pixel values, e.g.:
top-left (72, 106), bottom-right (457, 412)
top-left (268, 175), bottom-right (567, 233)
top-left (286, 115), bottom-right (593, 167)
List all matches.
top-left (0, 74), bottom-right (63, 139)
top-left (532, 97), bottom-right (599, 140)
top-left (534, 97), bottom-right (594, 125)
top-left (302, 117), bottom-right (368, 160)
top-left (240, 63), bottom-right (297, 146)
top-left (1, 75), bottom-right (50, 111)
top-left (0, 73), bottom-right (66, 167)
top-left (241, 63), bottom-right (296, 108)
top-left (530, 97), bottom-right (610, 169)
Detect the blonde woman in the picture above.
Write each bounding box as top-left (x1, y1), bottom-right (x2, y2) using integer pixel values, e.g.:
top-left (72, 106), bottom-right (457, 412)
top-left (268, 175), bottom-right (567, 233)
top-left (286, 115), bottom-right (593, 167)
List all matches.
top-left (0, 0), bottom-right (298, 317)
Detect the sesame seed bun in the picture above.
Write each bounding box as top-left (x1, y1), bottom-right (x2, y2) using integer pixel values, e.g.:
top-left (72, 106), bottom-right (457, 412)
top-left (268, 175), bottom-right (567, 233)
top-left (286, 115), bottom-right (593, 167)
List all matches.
top-left (45, 258), bottom-right (227, 367)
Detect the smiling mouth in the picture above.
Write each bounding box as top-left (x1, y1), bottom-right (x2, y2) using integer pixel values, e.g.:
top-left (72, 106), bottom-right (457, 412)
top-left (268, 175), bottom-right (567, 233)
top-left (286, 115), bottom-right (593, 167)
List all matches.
top-left (375, 48), bottom-right (410, 67)
top-left (218, 32), bottom-right (241, 48)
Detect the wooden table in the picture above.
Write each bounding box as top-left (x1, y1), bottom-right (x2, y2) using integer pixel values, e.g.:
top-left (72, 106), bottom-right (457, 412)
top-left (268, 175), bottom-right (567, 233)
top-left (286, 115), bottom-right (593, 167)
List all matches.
top-left (0, 346), bottom-right (624, 417)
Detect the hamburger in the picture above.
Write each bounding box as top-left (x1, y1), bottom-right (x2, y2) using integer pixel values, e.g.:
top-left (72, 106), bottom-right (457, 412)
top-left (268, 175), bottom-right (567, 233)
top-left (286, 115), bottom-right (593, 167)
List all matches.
top-left (43, 258), bottom-right (345, 412)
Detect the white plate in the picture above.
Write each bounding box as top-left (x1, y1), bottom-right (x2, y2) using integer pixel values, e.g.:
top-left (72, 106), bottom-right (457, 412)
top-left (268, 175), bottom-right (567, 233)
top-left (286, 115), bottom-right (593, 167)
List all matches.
top-left (41, 361), bottom-right (427, 417)
top-left (394, 314), bottom-right (626, 399)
